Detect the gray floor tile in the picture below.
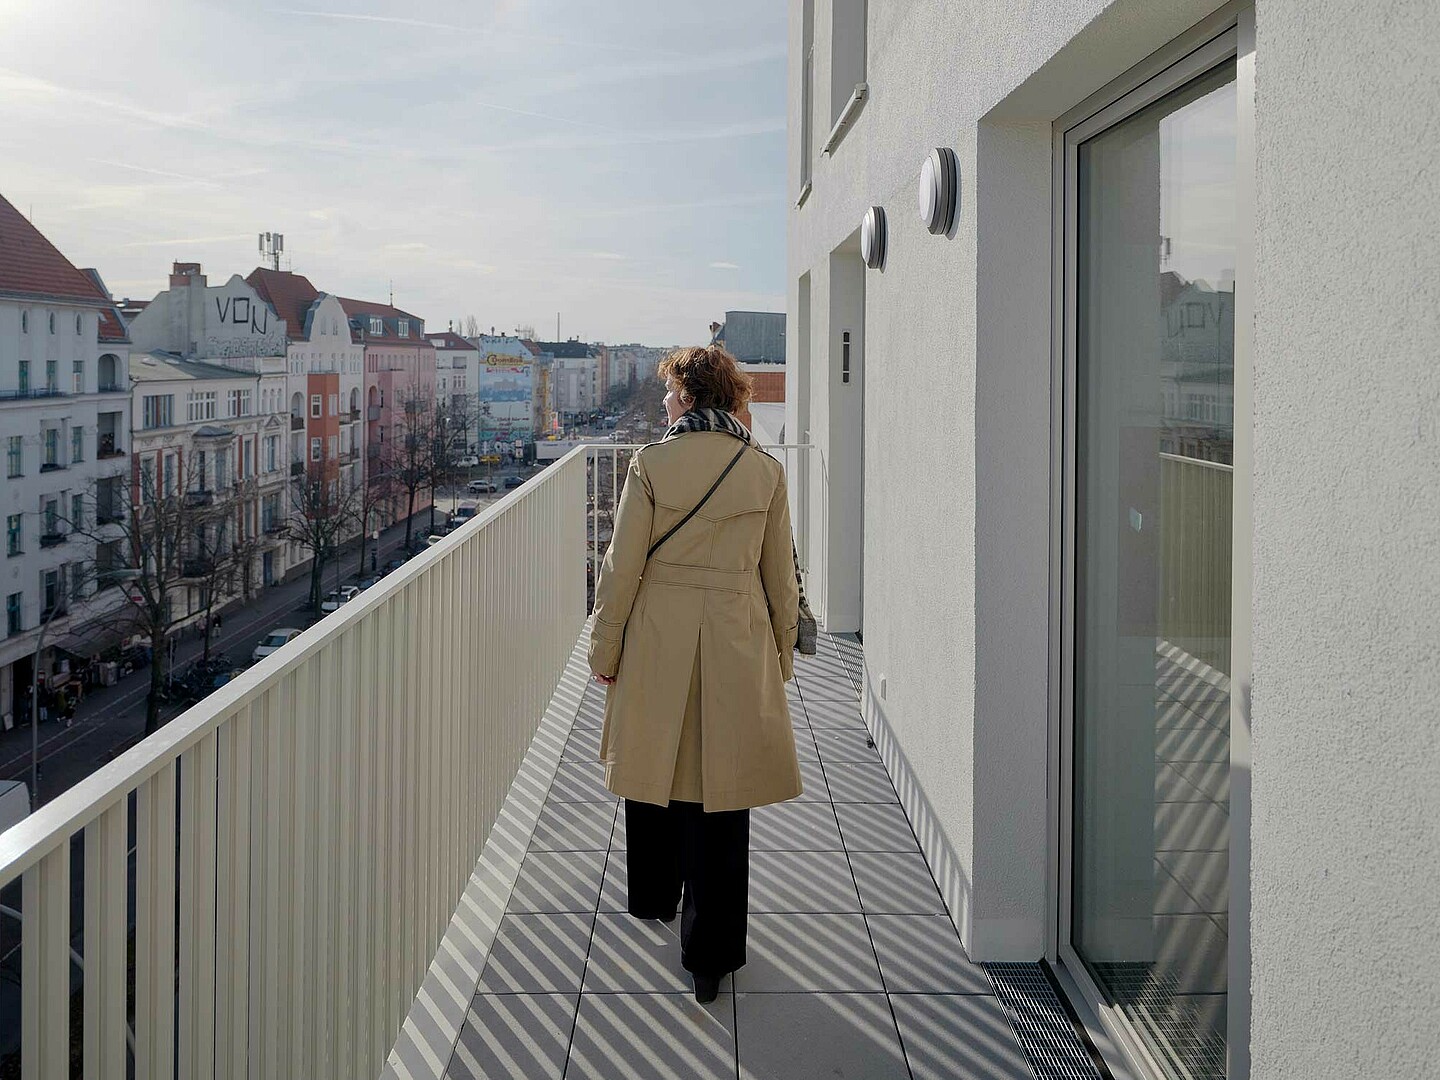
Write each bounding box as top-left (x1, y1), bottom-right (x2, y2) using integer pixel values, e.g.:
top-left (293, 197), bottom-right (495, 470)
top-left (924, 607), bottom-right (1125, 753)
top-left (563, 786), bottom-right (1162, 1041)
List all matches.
top-left (749, 850), bottom-right (860, 913)
top-left (850, 852), bottom-right (947, 914)
top-left (1155, 725), bottom-right (1228, 763)
top-left (736, 992), bottom-right (909, 1080)
top-left (508, 850), bottom-right (606, 914)
top-left (890, 993), bottom-right (1035, 1080)
top-left (735, 913), bottom-right (883, 992)
top-left (447, 993), bottom-right (576, 1080)
top-left (532, 800), bottom-right (618, 852)
top-left (1173, 761), bottom-right (1230, 803)
top-left (566, 992), bottom-right (736, 1080)
top-left (794, 759), bottom-right (831, 802)
top-left (598, 850), bottom-right (631, 913)
top-left (563, 726), bottom-right (603, 762)
top-left (791, 728), bottom-right (819, 760)
top-left (834, 803), bottom-right (919, 853)
top-left (866, 915), bottom-right (991, 993)
top-left (802, 697), bottom-right (867, 729)
top-left (583, 914), bottom-right (701, 993)
top-left (796, 681), bottom-right (860, 705)
top-left (1154, 800), bottom-right (1229, 852)
top-left (549, 763), bottom-right (617, 803)
top-left (477, 913), bottom-right (595, 994)
top-left (825, 763), bottom-right (899, 804)
top-left (813, 728), bottom-right (880, 763)
top-left (750, 801), bottom-right (843, 851)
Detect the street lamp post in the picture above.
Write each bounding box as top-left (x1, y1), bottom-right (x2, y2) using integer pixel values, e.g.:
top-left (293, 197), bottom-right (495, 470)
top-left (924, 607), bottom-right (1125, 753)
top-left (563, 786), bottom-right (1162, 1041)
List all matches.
top-left (30, 567), bottom-right (139, 811)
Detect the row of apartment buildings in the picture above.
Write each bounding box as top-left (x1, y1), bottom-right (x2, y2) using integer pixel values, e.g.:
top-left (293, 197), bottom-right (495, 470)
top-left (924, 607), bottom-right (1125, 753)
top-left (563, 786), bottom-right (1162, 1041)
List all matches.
top-left (0, 195), bottom-right (639, 729)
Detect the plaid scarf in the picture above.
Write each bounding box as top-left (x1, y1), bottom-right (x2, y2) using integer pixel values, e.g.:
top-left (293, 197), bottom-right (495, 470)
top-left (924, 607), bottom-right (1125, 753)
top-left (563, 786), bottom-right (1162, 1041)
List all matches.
top-left (660, 407), bottom-right (756, 445)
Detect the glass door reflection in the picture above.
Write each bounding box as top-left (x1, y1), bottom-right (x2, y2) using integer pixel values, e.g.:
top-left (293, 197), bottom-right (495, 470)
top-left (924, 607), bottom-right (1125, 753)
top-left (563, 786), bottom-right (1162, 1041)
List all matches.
top-left (1072, 60), bottom-right (1237, 1080)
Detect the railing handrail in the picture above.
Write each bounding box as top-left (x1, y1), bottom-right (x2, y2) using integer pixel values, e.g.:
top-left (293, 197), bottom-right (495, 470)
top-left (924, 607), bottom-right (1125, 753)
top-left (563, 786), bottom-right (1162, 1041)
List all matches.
top-left (0, 441), bottom-right (594, 886)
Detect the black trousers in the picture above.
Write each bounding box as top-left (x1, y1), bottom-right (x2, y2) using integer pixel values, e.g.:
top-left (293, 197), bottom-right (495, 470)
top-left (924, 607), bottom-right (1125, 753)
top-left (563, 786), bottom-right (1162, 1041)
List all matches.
top-left (623, 798), bottom-right (750, 978)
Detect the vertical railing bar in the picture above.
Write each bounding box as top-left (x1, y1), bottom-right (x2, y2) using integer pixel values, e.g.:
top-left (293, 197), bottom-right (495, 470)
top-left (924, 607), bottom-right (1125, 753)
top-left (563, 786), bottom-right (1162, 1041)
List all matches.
top-left (84, 800), bottom-right (127, 1079)
top-left (21, 843), bottom-right (69, 1079)
top-left (178, 730), bottom-right (219, 1080)
top-left (215, 706), bottom-right (253, 1080)
top-left (135, 762), bottom-right (178, 1080)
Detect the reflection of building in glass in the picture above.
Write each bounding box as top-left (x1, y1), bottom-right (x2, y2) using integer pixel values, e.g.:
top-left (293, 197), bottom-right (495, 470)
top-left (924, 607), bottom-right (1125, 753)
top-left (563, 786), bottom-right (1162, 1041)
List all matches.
top-left (1159, 270), bottom-right (1235, 464)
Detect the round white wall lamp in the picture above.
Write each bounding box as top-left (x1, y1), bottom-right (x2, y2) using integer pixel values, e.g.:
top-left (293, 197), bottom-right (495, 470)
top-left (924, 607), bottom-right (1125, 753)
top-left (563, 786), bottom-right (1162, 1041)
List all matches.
top-left (918, 147), bottom-right (959, 235)
top-left (861, 205), bottom-right (887, 269)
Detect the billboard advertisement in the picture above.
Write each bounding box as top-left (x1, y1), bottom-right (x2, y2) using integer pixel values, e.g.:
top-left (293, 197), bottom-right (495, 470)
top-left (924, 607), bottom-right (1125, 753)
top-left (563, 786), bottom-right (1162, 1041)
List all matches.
top-left (477, 355), bottom-right (534, 444)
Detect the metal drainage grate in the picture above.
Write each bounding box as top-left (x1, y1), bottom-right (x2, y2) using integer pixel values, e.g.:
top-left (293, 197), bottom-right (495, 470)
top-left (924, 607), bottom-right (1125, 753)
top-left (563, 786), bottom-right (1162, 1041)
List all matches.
top-left (984, 962), bottom-right (1105, 1080)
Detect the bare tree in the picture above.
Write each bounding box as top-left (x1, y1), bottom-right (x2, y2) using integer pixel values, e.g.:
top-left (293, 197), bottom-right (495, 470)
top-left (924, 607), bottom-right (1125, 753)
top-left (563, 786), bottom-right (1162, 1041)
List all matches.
top-left (355, 453), bottom-right (393, 577)
top-left (389, 383), bottom-right (435, 549)
top-left (64, 456), bottom-right (239, 733)
top-left (284, 463), bottom-right (361, 621)
top-left (463, 314), bottom-right (481, 338)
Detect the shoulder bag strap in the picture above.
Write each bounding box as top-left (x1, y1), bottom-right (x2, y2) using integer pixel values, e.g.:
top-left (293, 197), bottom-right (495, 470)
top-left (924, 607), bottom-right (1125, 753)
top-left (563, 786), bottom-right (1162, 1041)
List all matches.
top-left (647, 442), bottom-right (749, 560)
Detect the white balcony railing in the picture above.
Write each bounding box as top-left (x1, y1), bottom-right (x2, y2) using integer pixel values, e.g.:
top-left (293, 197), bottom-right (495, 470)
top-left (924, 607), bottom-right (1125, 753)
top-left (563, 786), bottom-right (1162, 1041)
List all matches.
top-left (0, 442), bottom-right (818, 1079)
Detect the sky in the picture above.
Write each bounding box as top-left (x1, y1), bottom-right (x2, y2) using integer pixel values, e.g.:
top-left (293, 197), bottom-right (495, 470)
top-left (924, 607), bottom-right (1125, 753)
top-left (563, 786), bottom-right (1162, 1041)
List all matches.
top-left (0, 0), bottom-right (788, 346)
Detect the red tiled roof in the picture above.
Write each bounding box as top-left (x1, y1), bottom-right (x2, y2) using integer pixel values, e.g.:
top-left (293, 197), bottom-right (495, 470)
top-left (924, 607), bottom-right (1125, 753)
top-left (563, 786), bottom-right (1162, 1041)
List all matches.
top-left (246, 267), bottom-right (320, 342)
top-left (338, 297), bottom-right (429, 345)
top-left (0, 192), bottom-right (114, 307)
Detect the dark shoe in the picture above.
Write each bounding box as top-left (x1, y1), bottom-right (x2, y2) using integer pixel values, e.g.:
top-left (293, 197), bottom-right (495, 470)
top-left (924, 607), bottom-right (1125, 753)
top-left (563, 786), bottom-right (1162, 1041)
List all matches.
top-left (692, 973), bottom-right (721, 1004)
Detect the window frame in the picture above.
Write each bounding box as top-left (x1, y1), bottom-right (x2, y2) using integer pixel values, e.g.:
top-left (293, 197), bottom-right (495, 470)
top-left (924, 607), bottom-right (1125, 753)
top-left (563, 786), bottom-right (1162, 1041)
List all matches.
top-left (1047, 10), bottom-right (1254, 1080)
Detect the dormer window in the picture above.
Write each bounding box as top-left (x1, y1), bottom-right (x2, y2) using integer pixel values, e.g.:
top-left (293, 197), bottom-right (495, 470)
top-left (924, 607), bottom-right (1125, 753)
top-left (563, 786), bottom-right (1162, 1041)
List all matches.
top-left (369, 317), bottom-right (383, 335)
top-left (398, 319), bottom-right (409, 337)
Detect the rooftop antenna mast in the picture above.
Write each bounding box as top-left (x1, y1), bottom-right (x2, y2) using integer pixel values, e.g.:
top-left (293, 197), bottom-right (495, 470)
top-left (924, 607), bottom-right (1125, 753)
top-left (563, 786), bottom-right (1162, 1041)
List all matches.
top-left (259, 231), bottom-right (284, 271)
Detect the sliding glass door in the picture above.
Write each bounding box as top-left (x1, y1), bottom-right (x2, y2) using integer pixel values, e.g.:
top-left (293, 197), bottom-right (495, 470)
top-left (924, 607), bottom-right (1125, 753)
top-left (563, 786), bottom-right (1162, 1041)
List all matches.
top-left (1065, 44), bottom-right (1238, 1080)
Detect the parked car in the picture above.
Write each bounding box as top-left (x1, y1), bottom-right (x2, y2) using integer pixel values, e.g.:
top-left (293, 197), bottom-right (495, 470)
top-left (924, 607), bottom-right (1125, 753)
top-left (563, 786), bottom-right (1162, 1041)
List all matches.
top-left (423, 534), bottom-right (447, 547)
top-left (320, 585), bottom-right (361, 613)
top-left (503, 475), bottom-right (525, 489)
top-left (467, 479), bottom-right (498, 494)
top-left (452, 501), bottom-right (480, 520)
top-left (455, 455), bottom-right (479, 468)
top-left (382, 557), bottom-right (407, 575)
top-left (251, 627), bottom-right (302, 663)
top-left (356, 574), bottom-right (381, 591)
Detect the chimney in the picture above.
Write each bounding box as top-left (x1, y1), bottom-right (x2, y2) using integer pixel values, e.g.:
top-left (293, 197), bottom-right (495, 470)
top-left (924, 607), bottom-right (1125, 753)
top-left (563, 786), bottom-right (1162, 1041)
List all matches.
top-left (170, 262), bottom-right (205, 287)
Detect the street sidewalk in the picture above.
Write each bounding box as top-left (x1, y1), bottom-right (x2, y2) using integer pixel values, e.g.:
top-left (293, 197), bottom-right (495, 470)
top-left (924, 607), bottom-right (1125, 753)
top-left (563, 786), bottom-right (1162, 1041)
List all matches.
top-left (0, 512), bottom-right (431, 806)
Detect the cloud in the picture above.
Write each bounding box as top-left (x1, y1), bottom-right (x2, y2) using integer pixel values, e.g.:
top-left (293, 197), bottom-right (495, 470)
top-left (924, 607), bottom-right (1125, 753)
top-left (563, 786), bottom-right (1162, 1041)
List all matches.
top-left (121, 234), bottom-right (256, 248)
top-left (271, 9), bottom-right (675, 55)
top-left (709, 261), bottom-right (740, 270)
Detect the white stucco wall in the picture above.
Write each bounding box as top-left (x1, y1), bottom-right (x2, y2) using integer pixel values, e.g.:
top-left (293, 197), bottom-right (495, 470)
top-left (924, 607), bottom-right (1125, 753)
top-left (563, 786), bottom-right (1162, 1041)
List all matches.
top-left (790, 0), bottom-right (1439, 1073)
top-left (1249, 1), bottom-right (1440, 1076)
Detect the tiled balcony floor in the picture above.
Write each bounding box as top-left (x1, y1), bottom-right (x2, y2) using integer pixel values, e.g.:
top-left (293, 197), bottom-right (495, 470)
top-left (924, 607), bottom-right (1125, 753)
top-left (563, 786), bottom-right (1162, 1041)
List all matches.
top-left (444, 634), bottom-right (1037, 1080)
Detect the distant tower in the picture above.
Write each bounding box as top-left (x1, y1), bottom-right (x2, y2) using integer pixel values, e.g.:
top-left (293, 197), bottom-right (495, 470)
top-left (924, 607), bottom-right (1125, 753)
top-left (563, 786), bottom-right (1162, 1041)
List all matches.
top-left (259, 231), bottom-right (284, 271)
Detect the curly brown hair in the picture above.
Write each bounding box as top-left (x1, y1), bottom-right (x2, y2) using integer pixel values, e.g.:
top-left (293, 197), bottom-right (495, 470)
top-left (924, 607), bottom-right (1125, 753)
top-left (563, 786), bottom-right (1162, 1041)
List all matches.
top-left (656, 345), bottom-right (753, 412)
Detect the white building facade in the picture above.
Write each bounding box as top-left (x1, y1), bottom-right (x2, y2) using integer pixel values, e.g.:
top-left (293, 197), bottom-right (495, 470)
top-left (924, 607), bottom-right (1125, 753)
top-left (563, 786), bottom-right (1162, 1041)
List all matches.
top-left (0, 195), bottom-right (132, 730)
top-left (787, 3), bottom-right (1438, 1080)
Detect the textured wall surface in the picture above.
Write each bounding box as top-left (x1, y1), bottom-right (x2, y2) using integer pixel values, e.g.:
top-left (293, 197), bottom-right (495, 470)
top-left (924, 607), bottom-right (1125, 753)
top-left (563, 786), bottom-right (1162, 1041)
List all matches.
top-left (788, 0), bottom-right (1241, 961)
top-left (1250, 1), bottom-right (1440, 1077)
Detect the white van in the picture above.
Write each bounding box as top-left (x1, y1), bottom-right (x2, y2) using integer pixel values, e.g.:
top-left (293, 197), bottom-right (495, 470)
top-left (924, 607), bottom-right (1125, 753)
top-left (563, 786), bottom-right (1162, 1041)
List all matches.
top-left (0, 779), bottom-right (30, 835)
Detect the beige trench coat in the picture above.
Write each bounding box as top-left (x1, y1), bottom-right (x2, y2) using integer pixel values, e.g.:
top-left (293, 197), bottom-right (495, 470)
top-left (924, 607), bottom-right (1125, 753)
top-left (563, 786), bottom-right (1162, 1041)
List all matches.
top-left (588, 430), bottom-right (801, 811)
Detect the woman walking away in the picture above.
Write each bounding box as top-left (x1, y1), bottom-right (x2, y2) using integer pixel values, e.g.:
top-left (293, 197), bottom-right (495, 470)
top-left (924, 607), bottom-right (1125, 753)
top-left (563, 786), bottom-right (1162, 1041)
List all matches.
top-left (589, 344), bottom-right (801, 1004)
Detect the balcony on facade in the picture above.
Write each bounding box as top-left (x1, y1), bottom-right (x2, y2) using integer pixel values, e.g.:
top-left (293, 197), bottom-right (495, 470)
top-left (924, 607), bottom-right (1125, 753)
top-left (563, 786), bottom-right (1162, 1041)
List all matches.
top-left (368, 404), bottom-right (382, 421)
top-left (97, 412), bottom-right (125, 458)
top-left (5, 444), bottom-right (1068, 1080)
top-left (180, 555), bottom-right (215, 579)
top-left (38, 530), bottom-right (66, 548)
top-left (183, 489), bottom-right (214, 508)
top-left (290, 460), bottom-right (305, 477)
top-left (291, 414), bottom-right (305, 431)
top-left (0, 387), bottom-right (67, 401)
